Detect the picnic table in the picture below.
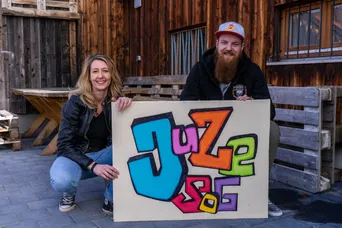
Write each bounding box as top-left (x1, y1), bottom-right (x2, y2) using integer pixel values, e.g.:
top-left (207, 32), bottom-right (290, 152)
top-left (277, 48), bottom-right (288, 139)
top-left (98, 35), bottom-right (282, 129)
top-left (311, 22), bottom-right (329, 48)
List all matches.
top-left (12, 88), bottom-right (72, 155)
top-left (12, 87), bottom-right (133, 156)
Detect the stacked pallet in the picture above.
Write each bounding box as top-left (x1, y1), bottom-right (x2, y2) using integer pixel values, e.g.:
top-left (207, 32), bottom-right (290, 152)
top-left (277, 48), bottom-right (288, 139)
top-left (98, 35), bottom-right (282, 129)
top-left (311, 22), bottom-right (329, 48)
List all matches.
top-left (0, 110), bottom-right (21, 151)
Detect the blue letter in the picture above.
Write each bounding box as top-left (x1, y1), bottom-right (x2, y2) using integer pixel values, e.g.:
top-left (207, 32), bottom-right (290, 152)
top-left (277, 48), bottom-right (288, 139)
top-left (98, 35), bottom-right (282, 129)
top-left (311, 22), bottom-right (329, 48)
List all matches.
top-left (128, 112), bottom-right (188, 201)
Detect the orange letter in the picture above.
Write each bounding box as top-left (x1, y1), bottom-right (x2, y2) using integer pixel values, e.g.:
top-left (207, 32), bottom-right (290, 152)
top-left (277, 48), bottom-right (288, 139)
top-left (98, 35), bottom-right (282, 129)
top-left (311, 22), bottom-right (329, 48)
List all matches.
top-left (188, 107), bottom-right (233, 170)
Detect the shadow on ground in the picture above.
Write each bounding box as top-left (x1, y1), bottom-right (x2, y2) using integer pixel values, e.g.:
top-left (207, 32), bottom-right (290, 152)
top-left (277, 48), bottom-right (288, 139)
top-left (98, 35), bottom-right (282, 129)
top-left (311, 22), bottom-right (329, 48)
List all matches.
top-left (270, 188), bottom-right (342, 224)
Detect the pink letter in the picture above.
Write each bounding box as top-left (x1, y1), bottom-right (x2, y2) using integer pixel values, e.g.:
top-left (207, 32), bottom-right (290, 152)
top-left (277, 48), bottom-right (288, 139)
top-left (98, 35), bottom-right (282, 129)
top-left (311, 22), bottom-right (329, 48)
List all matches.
top-left (172, 125), bottom-right (199, 155)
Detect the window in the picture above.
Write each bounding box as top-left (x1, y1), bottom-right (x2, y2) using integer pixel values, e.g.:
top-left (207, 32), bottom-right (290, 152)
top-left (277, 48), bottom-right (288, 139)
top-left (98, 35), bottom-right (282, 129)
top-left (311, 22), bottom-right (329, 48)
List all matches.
top-left (277, 0), bottom-right (342, 60)
top-left (171, 26), bottom-right (206, 75)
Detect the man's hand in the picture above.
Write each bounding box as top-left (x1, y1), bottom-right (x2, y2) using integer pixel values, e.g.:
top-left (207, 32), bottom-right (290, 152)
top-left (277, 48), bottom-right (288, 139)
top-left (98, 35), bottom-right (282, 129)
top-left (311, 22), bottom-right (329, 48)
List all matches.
top-left (113, 97), bottom-right (132, 112)
top-left (236, 95), bottom-right (254, 101)
top-left (93, 164), bottom-right (120, 181)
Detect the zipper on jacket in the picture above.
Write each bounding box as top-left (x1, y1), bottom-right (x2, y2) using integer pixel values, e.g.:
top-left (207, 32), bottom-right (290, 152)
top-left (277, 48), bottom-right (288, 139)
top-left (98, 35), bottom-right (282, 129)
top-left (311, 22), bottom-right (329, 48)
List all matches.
top-left (83, 109), bottom-right (93, 152)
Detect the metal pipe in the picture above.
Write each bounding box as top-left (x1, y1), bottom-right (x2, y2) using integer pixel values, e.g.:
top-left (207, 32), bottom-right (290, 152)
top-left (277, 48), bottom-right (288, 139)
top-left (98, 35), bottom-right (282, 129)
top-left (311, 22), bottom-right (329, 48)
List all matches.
top-left (287, 9), bottom-right (291, 59)
top-left (331, 0), bottom-right (336, 57)
top-left (319, 0), bottom-right (323, 56)
top-left (307, 3), bottom-right (312, 57)
top-left (297, 5), bottom-right (301, 59)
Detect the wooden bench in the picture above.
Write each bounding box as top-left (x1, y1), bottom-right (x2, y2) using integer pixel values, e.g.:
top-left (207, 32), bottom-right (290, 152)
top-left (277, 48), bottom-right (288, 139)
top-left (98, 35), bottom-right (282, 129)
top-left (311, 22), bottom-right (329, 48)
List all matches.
top-left (123, 75), bottom-right (340, 193)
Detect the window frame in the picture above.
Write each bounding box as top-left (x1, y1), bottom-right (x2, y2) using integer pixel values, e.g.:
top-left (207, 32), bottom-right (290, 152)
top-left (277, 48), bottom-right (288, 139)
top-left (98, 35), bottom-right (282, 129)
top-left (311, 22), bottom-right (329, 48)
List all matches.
top-left (169, 25), bottom-right (206, 75)
top-left (279, 0), bottom-right (342, 60)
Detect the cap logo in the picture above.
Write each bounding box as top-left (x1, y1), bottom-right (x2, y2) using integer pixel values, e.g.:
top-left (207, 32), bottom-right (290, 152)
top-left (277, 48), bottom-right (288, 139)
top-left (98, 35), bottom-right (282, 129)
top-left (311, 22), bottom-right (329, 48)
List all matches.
top-left (226, 24), bottom-right (235, 31)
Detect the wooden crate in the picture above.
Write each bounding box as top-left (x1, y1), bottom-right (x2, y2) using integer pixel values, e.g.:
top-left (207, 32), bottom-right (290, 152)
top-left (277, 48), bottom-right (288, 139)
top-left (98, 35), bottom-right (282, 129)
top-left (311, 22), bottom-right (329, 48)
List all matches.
top-left (0, 109), bottom-right (21, 151)
top-left (123, 75), bottom-right (337, 193)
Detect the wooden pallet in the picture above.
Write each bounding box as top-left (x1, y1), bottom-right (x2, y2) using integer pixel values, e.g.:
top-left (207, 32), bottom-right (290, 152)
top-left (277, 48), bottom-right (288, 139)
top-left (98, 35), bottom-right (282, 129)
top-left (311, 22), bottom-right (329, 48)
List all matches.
top-left (1, 0), bottom-right (79, 20)
top-left (269, 86), bottom-right (334, 193)
top-left (122, 75), bottom-right (337, 193)
top-left (0, 109), bottom-right (21, 151)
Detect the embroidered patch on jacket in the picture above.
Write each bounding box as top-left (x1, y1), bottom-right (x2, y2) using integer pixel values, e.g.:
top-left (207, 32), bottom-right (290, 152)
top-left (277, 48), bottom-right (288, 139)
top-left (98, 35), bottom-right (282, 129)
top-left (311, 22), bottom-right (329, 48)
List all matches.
top-left (232, 84), bottom-right (247, 98)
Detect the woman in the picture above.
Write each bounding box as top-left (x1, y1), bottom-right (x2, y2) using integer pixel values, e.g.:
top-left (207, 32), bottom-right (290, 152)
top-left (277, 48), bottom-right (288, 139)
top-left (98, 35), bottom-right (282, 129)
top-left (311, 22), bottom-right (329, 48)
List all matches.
top-left (49, 54), bottom-right (132, 214)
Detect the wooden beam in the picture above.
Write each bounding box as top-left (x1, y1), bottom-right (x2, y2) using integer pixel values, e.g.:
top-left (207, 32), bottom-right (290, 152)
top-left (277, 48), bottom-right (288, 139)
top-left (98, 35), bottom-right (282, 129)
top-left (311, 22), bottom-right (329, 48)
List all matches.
top-left (270, 163), bottom-right (326, 193)
top-left (206, 0), bottom-right (212, 49)
top-left (274, 108), bottom-right (319, 126)
top-left (276, 147), bottom-right (319, 169)
top-left (269, 86), bottom-right (320, 107)
top-left (69, 21), bottom-right (77, 85)
top-left (112, 0), bottom-right (125, 75)
top-left (1, 7), bottom-right (80, 20)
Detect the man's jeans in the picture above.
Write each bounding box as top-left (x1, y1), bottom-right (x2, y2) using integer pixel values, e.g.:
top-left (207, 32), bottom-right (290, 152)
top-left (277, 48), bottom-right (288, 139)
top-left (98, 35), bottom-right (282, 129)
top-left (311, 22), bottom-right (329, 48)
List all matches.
top-left (50, 146), bottom-right (113, 201)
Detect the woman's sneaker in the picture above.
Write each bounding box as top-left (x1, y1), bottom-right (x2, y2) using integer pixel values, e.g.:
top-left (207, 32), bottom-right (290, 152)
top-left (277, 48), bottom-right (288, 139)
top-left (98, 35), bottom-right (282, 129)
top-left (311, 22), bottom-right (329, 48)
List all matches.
top-left (59, 193), bottom-right (76, 212)
top-left (102, 198), bottom-right (113, 215)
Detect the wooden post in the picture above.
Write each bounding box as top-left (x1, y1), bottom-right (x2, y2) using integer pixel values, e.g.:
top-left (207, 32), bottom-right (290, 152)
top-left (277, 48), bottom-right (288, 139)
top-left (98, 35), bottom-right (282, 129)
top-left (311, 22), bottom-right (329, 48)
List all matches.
top-left (37, 0), bottom-right (46, 11)
top-left (112, 0), bottom-right (125, 76)
top-left (322, 86), bottom-right (337, 184)
top-left (0, 6), bottom-right (6, 111)
top-left (69, 21), bottom-right (77, 85)
top-left (206, 0), bottom-right (212, 49)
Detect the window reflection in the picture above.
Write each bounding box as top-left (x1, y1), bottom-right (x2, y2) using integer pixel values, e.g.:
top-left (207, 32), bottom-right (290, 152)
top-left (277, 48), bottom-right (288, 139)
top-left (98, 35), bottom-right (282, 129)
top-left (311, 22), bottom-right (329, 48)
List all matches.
top-left (289, 9), bottom-right (320, 47)
top-left (333, 4), bottom-right (342, 43)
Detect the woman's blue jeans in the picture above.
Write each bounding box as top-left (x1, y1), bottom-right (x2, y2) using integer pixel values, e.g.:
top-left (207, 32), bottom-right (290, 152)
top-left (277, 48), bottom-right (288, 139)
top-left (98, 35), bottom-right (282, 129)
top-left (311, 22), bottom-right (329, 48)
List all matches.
top-left (49, 145), bottom-right (113, 201)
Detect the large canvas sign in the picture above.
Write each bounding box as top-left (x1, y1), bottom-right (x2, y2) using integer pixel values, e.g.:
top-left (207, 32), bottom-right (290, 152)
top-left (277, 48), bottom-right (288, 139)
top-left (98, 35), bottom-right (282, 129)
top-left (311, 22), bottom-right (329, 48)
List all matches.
top-left (112, 100), bottom-right (270, 222)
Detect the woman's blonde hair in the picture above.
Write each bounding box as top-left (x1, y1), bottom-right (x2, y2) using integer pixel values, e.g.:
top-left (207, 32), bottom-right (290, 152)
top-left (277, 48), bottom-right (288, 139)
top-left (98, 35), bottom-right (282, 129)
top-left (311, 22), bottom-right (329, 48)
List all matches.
top-left (69, 54), bottom-right (123, 109)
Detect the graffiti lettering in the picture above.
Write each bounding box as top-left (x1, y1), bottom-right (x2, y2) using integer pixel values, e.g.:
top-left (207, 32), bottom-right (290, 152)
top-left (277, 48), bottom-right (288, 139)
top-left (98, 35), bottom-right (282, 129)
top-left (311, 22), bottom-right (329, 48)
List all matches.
top-left (215, 177), bottom-right (240, 211)
top-left (128, 113), bottom-right (188, 201)
top-left (127, 107), bottom-right (259, 214)
top-left (172, 124), bottom-right (199, 155)
top-left (171, 176), bottom-right (211, 213)
top-left (188, 108), bottom-right (233, 170)
top-left (199, 192), bottom-right (220, 214)
top-left (219, 135), bottom-right (257, 177)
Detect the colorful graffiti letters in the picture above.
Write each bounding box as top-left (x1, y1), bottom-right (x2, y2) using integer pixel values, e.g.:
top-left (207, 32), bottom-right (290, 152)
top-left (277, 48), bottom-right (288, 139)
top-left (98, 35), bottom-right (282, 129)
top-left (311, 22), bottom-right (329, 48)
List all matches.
top-left (171, 176), bottom-right (241, 213)
top-left (215, 177), bottom-right (240, 211)
top-left (172, 125), bottom-right (199, 155)
top-left (219, 134), bottom-right (257, 177)
top-left (128, 107), bottom-right (258, 213)
top-left (188, 108), bottom-right (233, 170)
top-left (128, 113), bottom-right (187, 201)
top-left (171, 176), bottom-right (211, 213)
top-left (199, 192), bottom-right (220, 214)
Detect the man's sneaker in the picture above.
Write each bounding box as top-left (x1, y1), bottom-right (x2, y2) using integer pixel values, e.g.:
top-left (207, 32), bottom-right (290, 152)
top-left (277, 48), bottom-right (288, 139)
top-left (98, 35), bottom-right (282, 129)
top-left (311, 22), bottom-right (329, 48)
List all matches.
top-left (59, 193), bottom-right (76, 213)
top-left (102, 198), bottom-right (113, 215)
top-left (268, 199), bottom-right (283, 217)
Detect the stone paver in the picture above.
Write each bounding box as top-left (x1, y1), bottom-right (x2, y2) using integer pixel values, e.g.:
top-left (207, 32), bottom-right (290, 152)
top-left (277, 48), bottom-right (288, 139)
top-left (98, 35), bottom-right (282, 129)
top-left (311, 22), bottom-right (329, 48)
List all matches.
top-left (0, 143), bottom-right (342, 228)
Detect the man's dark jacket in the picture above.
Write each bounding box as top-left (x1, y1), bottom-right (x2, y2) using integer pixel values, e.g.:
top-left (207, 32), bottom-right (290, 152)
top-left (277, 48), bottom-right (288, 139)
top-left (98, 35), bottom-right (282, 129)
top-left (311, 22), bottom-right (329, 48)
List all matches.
top-left (56, 95), bottom-right (112, 169)
top-left (180, 47), bottom-right (275, 120)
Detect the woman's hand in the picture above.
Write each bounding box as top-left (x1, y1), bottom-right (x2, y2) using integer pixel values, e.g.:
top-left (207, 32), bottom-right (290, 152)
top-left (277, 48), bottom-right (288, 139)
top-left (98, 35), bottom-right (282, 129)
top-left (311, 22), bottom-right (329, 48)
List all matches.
top-left (115, 97), bottom-right (132, 112)
top-left (93, 164), bottom-right (120, 181)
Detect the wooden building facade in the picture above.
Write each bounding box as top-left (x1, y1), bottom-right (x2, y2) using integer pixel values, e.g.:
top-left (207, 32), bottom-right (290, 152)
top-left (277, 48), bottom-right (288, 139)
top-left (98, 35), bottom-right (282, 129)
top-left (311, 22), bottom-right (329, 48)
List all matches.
top-left (0, 0), bottom-right (79, 113)
top-left (77, 0), bottom-right (342, 124)
top-left (1, 0), bottom-right (342, 119)
top-left (78, 0), bottom-right (276, 78)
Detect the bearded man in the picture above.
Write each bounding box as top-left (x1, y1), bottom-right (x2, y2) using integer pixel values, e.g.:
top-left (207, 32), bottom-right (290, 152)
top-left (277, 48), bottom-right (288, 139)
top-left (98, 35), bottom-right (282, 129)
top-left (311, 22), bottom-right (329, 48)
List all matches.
top-left (180, 21), bottom-right (283, 217)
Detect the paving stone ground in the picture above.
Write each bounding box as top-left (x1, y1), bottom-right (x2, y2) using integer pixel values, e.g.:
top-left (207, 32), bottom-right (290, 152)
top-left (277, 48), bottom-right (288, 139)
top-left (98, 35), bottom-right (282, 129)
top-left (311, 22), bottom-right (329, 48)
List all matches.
top-left (0, 141), bottom-right (341, 228)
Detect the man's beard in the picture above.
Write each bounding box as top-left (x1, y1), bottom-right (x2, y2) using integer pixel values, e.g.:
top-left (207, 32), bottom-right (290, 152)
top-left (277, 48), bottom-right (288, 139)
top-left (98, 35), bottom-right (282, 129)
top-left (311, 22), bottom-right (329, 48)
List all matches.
top-left (215, 50), bottom-right (241, 84)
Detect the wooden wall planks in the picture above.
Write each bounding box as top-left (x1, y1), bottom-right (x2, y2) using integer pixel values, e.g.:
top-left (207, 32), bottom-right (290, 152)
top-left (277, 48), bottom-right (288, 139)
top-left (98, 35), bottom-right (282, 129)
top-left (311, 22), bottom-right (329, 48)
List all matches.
top-left (2, 16), bottom-right (77, 113)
